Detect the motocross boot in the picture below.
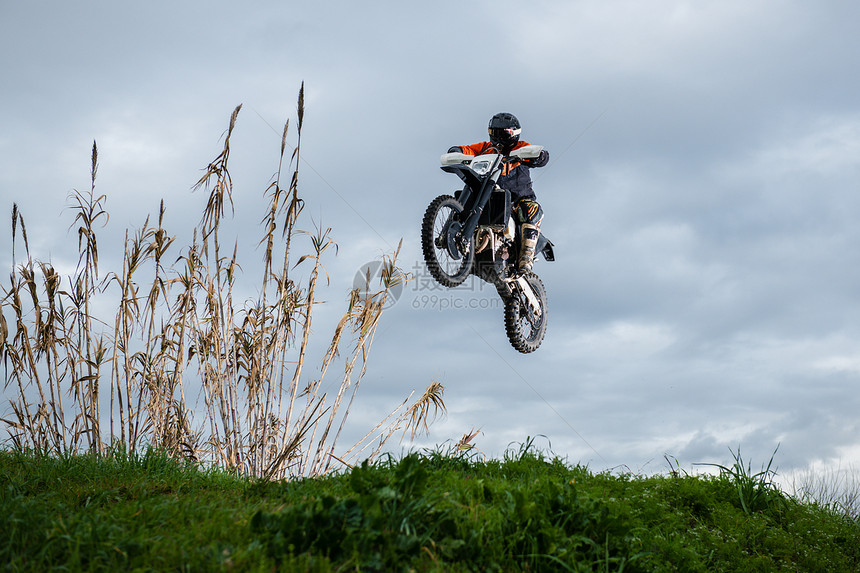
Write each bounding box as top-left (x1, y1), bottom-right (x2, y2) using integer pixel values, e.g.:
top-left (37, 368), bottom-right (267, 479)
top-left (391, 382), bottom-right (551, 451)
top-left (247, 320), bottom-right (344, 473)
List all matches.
top-left (517, 223), bottom-right (539, 273)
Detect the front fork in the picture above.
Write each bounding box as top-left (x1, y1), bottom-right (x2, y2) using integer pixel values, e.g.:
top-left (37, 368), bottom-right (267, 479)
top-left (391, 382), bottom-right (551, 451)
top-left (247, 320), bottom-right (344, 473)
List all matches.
top-left (457, 156), bottom-right (502, 246)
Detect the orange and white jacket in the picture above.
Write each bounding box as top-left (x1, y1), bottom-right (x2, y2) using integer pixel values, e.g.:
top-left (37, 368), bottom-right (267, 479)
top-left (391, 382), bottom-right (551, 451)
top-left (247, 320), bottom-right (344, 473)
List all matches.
top-left (453, 140), bottom-right (549, 202)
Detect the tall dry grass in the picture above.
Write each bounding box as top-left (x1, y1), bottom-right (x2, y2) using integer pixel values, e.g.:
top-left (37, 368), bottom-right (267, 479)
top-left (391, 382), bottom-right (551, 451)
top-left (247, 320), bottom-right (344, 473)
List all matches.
top-left (789, 464), bottom-right (860, 520)
top-left (1, 85), bottom-right (444, 479)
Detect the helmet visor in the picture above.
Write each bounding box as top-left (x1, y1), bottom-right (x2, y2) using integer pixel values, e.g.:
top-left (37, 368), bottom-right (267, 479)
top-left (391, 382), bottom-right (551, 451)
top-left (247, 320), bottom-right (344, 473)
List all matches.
top-left (488, 126), bottom-right (521, 144)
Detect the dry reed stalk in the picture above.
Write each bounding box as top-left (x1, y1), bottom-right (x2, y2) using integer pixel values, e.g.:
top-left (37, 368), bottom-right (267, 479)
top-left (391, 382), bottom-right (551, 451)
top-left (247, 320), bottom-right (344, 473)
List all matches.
top-left (191, 105), bottom-right (245, 469)
top-left (67, 142), bottom-right (109, 452)
top-left (270, 89), bottom-right (305, 429)
top-left (255, 109), bottom-right (306, 477)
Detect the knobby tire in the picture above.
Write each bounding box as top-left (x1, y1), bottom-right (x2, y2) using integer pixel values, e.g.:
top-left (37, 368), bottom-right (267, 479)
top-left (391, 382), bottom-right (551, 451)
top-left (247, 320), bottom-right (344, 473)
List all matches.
top-left (421, 195), bottom-right (474, 287)
top-left (504, 272), bottom-right (548, 353)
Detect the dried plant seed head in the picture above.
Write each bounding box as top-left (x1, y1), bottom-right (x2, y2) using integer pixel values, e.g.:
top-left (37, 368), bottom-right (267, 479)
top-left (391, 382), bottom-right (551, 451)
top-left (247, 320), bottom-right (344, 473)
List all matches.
top-left (91, 140), bottom-right (98, 185)
top-left (19, 211), bottom-right (30, 260)
top-left (228, 104), bottom-right (242, 138)
top-left (281, 119), bottom-right (289, 158)
top-left (297, 82), bottom-right (304, 132)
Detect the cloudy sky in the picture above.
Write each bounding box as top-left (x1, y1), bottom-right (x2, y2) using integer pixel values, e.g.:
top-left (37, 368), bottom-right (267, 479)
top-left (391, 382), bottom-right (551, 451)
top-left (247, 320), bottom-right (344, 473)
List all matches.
top-left (3, 1), bottom-right (860, 478)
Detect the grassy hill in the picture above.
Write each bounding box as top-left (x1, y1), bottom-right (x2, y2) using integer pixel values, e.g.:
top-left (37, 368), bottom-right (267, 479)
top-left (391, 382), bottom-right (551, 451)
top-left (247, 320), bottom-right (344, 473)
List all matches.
top-left (1, 446), bottom-right (858, 571)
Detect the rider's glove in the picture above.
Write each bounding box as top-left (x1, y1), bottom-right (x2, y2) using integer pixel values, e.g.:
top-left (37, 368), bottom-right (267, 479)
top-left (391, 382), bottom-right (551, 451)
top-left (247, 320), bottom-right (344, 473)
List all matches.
top-left (447, 146), bottom-right (462, 153)
top-left (522, 150), bottom-right (549, 168)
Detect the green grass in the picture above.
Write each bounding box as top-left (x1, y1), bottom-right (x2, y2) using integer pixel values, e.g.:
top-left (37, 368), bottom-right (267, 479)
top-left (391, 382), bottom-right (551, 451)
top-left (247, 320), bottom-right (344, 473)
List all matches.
top-left (1, 446), bottom-right (858, 572)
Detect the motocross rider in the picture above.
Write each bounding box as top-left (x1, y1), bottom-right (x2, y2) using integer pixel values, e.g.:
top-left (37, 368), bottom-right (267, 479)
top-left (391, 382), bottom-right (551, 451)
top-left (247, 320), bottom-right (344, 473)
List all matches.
top-left (448, 112), bottom-right (549, 273)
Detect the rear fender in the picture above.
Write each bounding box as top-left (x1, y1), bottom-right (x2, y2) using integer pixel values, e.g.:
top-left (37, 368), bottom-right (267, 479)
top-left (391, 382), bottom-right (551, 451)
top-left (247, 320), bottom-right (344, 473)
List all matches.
top-left (536, 234), bottom-right (555, 262)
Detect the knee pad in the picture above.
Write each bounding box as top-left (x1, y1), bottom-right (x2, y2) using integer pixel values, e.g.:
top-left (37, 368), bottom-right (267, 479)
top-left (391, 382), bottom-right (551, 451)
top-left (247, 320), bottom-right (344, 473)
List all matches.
top-left (517, 200), bottom-right (544, 225)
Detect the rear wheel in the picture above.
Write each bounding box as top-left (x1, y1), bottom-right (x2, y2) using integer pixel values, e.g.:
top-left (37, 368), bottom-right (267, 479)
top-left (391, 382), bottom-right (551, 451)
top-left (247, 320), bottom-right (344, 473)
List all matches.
top-left (421, 195), bottom-right (474, 287)
top-left (504, 272), bottom-right (548, 353)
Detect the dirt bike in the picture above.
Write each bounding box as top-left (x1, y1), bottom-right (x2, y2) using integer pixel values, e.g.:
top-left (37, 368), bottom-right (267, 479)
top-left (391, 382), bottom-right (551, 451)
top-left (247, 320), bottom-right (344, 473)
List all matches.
top-left (421, 145), bottom-right (555, 353)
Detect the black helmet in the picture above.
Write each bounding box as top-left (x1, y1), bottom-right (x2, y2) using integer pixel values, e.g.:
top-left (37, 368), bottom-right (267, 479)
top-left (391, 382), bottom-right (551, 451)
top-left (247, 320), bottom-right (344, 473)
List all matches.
top-left (488, 112), bottom-right (521, 153)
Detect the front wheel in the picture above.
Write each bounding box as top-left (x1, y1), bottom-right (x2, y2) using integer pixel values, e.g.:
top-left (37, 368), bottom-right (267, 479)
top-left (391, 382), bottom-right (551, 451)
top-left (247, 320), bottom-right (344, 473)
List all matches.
top-left (504, 273), bottom-right (548, 353)
top-left (421, 195), bottom-right (474, 287)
